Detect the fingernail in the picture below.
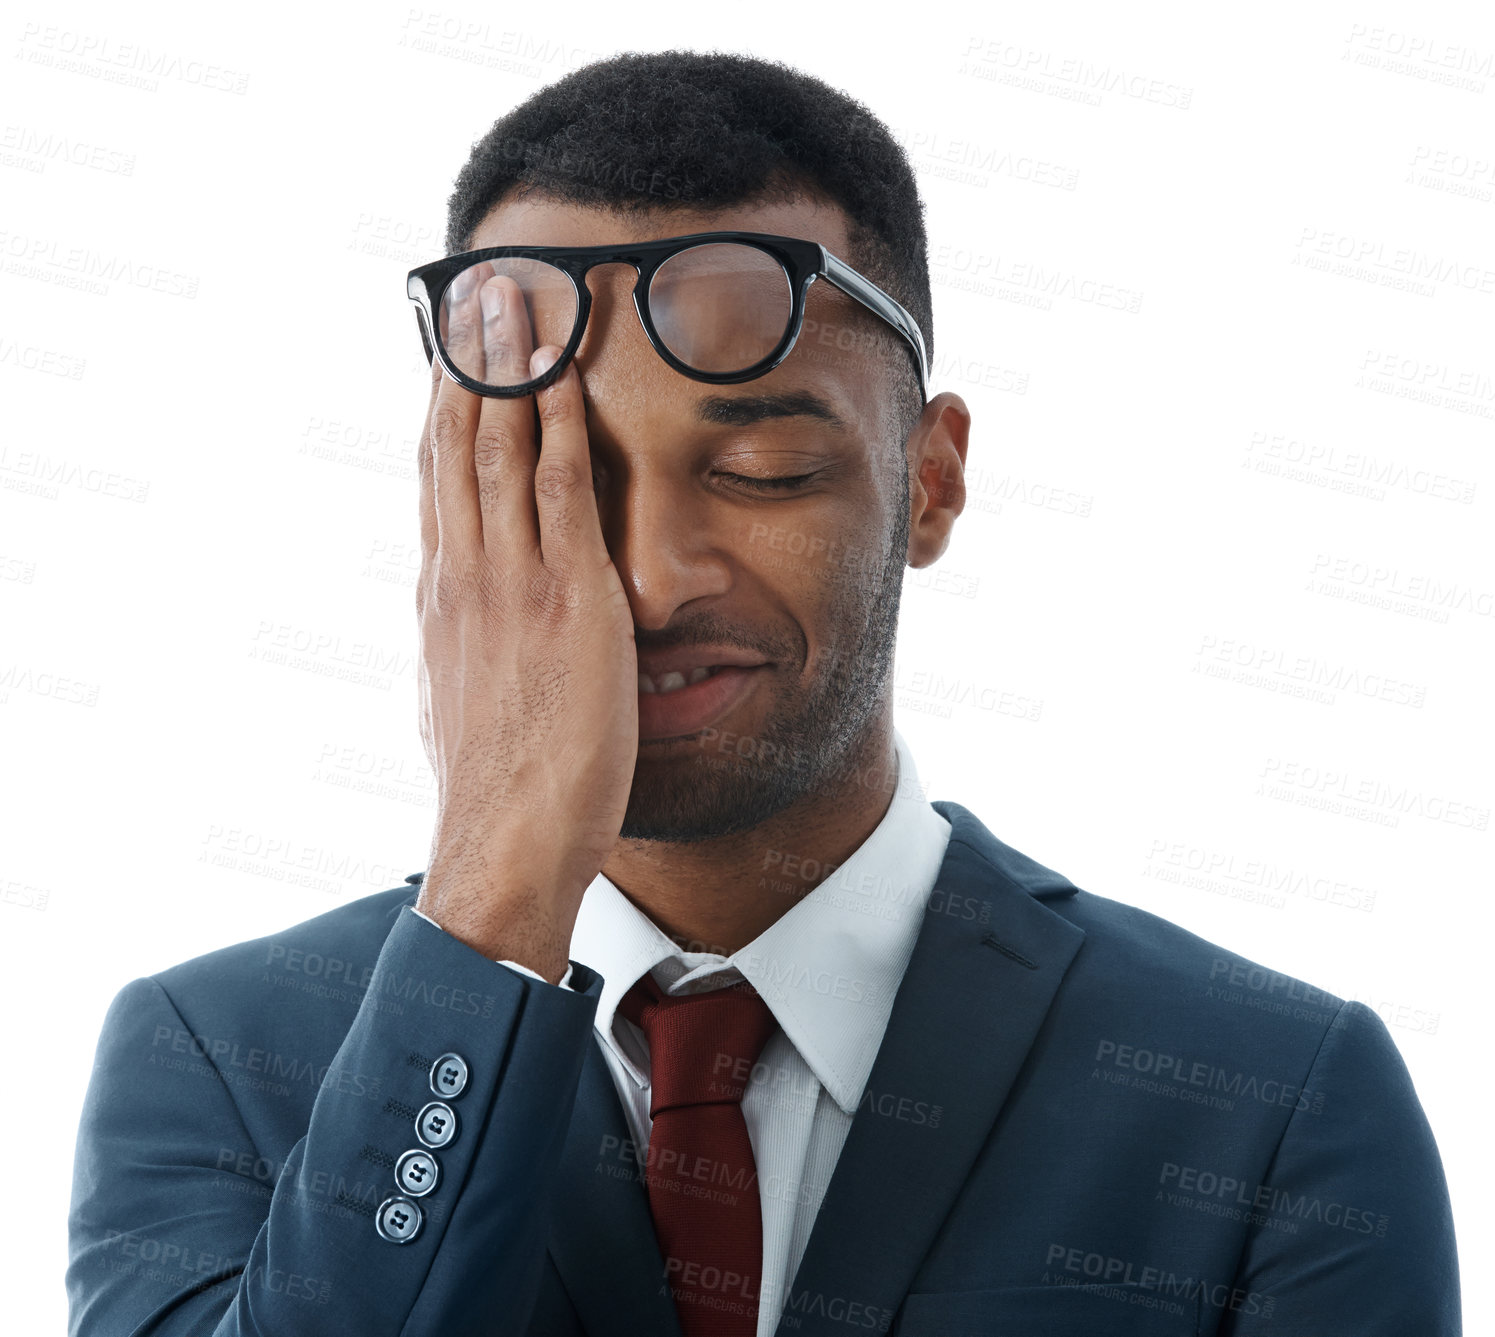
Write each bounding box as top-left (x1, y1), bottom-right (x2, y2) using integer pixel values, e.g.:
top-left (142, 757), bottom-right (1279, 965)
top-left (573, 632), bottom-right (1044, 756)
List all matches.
top-left (530, 347), bottom-right (559, 377)
top-left (480, 282), bottom-right (503, 322)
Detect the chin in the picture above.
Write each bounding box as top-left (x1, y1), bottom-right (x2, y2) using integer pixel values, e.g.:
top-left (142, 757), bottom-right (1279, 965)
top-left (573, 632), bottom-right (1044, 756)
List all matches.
top-left (618, 760), bottom-right (809, 844)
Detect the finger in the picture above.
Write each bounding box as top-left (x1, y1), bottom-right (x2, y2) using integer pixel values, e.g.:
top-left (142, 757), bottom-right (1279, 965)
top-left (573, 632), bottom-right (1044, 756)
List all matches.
top-left (530, 345), bottom-right (608, 572)
top-left (429, 261), bottom-right (491, 563)
top-left (473, 273), bottom-right (540, 561)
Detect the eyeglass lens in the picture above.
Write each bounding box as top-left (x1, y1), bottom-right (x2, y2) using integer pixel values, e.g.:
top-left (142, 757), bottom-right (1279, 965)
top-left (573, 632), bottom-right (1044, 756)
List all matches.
top-left (436, 242), bottom-right (794, 388)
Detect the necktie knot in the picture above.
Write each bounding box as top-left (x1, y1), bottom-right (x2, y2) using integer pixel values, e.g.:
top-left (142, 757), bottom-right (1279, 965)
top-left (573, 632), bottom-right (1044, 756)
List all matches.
top-left (618, 973), bottom-right (778, 1118)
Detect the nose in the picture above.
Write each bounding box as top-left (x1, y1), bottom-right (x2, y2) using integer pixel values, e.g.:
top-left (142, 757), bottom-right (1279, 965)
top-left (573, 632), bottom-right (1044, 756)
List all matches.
top-left (574, 260), bottom-right (647, 365)
top-left (571, 265), bottom-right (735, 631)
top-left (603, 465), bottom-right (735, 633)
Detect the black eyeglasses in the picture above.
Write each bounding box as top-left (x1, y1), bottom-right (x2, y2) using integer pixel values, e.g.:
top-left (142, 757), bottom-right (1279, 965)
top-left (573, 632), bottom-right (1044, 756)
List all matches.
top-left (406, 230), bottom-right (929, 403)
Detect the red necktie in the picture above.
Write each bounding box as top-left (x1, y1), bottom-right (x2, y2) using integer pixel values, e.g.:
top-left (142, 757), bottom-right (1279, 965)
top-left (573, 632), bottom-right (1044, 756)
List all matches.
top-left (618, 971), bottom-right (778, 1337)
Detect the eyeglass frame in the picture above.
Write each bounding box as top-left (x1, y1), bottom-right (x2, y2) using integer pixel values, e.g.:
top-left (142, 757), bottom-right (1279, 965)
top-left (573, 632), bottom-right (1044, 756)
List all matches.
top-left (405, 229), bottom-right (930, 404)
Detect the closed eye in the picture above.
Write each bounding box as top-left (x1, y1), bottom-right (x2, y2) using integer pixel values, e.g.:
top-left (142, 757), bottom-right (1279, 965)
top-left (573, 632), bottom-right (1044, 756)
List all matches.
top-left (720, 472), bottom-right (820, 492)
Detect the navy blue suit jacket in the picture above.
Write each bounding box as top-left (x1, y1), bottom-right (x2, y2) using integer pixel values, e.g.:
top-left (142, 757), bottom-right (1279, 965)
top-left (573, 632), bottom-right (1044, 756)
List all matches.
top-left (67, 801), bottom-right (1460, 1334)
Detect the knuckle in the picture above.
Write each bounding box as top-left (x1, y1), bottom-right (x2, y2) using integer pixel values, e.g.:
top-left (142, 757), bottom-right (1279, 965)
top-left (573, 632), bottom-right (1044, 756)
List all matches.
top-left (533, 459), bottom-right (585, 501)
top-left (429, 560), bottom-right (473, 616)
top-left (471, 424), bottom-right (520, 473)
top-left (427, 557), bottom-right (514, 628)
top-left (484, 332), bottom-right (522, 376)
top-left (446, 309), bottom-right (479, 346)
top-left (468, 559), bottom-right (507, 611)
top-left (522, 569), bottom-right (583, 621)
top-left (429, 403), bottom-right (466, 450)
top-left (536, 384), bottom-right (575, 428)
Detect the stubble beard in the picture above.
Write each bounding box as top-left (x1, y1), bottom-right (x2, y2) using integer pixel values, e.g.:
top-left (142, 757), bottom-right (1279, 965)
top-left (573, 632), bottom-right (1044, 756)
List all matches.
top-left (619, 470), bottom-right (912, 844)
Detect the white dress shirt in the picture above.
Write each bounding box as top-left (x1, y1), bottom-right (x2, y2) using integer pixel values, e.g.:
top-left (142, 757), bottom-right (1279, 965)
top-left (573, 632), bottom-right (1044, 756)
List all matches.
top-left (412, 727), bottom-right (951, 1337)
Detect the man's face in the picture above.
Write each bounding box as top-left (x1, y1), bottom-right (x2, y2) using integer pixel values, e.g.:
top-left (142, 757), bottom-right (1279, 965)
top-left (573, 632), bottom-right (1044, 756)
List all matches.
top-left (467, 192), bottom-right (917, 844)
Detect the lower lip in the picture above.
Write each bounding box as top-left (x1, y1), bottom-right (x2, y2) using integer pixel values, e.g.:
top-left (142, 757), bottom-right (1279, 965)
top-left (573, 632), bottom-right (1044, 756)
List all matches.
top-left (637, 666), bottom-right (767, 742)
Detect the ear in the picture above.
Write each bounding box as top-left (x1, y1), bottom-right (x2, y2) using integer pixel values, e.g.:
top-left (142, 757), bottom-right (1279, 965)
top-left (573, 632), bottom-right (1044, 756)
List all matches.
top-left (905, 392), bottom-right (970, 568)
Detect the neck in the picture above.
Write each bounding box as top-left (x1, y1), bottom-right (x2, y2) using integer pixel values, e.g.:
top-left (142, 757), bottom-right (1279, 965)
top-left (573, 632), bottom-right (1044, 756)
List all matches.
top-left (599, 719), bottom-right (901, 957)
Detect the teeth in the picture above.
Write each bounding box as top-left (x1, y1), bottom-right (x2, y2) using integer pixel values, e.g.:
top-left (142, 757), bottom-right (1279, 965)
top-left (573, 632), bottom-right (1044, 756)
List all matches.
top-left (638, 665), bottom-right (721, 695)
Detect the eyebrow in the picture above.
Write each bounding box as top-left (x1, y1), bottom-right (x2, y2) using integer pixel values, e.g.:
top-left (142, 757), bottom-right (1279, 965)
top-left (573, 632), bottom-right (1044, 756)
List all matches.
top-left (694, 390), bottom-right (850, 434)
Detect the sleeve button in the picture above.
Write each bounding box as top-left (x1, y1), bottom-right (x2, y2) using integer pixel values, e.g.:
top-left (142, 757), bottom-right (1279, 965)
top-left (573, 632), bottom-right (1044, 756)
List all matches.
top-left (375, 1196), bottom-right (424, 1244)
top-left (394, 1148), bottom-right (441, 1197)
top-left (429, 1052), bottom-right (469, 1099)
top-left (415, 1100), bottom-right (458, 1149)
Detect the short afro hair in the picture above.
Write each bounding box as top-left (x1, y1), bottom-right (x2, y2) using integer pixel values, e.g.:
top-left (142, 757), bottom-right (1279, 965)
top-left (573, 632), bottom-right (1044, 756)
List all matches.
top-left (443, 48), bottom-right (933, 453)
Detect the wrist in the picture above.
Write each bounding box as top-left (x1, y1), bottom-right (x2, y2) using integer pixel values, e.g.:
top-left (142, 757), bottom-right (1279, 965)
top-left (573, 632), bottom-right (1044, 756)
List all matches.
top-left (415, 869), bottom-right (582, 981)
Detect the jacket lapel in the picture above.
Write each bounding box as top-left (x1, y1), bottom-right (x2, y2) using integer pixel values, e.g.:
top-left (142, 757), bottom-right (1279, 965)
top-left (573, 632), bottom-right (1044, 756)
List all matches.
top-left (547, 1038), bottom-right (684, 1337)
top-left (772, 800), bottom-right (1086, 1337)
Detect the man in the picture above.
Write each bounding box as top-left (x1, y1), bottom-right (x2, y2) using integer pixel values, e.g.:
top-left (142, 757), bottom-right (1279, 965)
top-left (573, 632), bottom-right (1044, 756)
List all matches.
top-left (67, 49), bottom-right (1459, 1336)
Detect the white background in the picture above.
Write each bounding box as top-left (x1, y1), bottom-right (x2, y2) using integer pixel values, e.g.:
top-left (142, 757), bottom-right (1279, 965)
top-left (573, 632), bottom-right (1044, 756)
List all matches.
top-left (2, 0), bottom-right (1490, 1330)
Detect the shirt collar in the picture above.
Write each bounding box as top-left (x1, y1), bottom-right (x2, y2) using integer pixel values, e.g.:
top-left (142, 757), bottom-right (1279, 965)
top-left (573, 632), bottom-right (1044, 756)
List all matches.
top-left (569, 727), bottom-right (953, 1114)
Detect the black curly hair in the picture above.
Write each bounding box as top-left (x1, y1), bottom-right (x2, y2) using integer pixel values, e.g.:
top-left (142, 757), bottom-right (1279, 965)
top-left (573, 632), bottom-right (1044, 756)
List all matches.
top-left (443, 48), bottom-right (933, 453)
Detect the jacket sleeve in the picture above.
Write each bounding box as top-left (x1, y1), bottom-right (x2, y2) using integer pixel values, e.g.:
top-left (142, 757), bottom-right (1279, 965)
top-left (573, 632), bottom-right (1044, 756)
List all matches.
top-left (66, 906), bottom-right (602, 1336)
top-left (407, 904), bottom-right (575, 990)
top-left (1222, 999), bottom-right (1461, 1334)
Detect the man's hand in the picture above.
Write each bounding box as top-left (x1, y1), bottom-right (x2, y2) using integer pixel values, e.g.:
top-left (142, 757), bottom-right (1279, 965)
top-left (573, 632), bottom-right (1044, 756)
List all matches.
top-left (413, 264), bottom-right (638, 981)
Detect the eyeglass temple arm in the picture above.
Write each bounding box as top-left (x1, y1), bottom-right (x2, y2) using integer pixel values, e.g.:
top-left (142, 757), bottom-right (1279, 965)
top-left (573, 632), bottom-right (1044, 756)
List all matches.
top-left (819, 249), bottom-right (930, 402)
top-left (414, 308), bottom-right (434, 364)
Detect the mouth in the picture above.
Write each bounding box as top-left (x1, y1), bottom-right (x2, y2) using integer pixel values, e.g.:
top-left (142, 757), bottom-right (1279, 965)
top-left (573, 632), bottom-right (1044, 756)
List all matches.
top-left (637, 664), bottom-right (728, 695)
top-left (636, 664), bottom-right (770, 742)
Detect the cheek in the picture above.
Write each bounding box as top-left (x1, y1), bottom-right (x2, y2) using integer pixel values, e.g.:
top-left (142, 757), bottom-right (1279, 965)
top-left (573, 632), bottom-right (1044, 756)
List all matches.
top-left (736, 505), bottom-right (848, 577)
top-left (735, 503), bottom-right (885, 625)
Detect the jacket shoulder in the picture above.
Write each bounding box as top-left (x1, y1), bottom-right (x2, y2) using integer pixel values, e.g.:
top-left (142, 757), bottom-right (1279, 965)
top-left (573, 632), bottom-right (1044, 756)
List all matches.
top-left (936, 799), bottom-right (1347, 1021)
top-left (1058, 885), bottom-right (1347, 1015)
